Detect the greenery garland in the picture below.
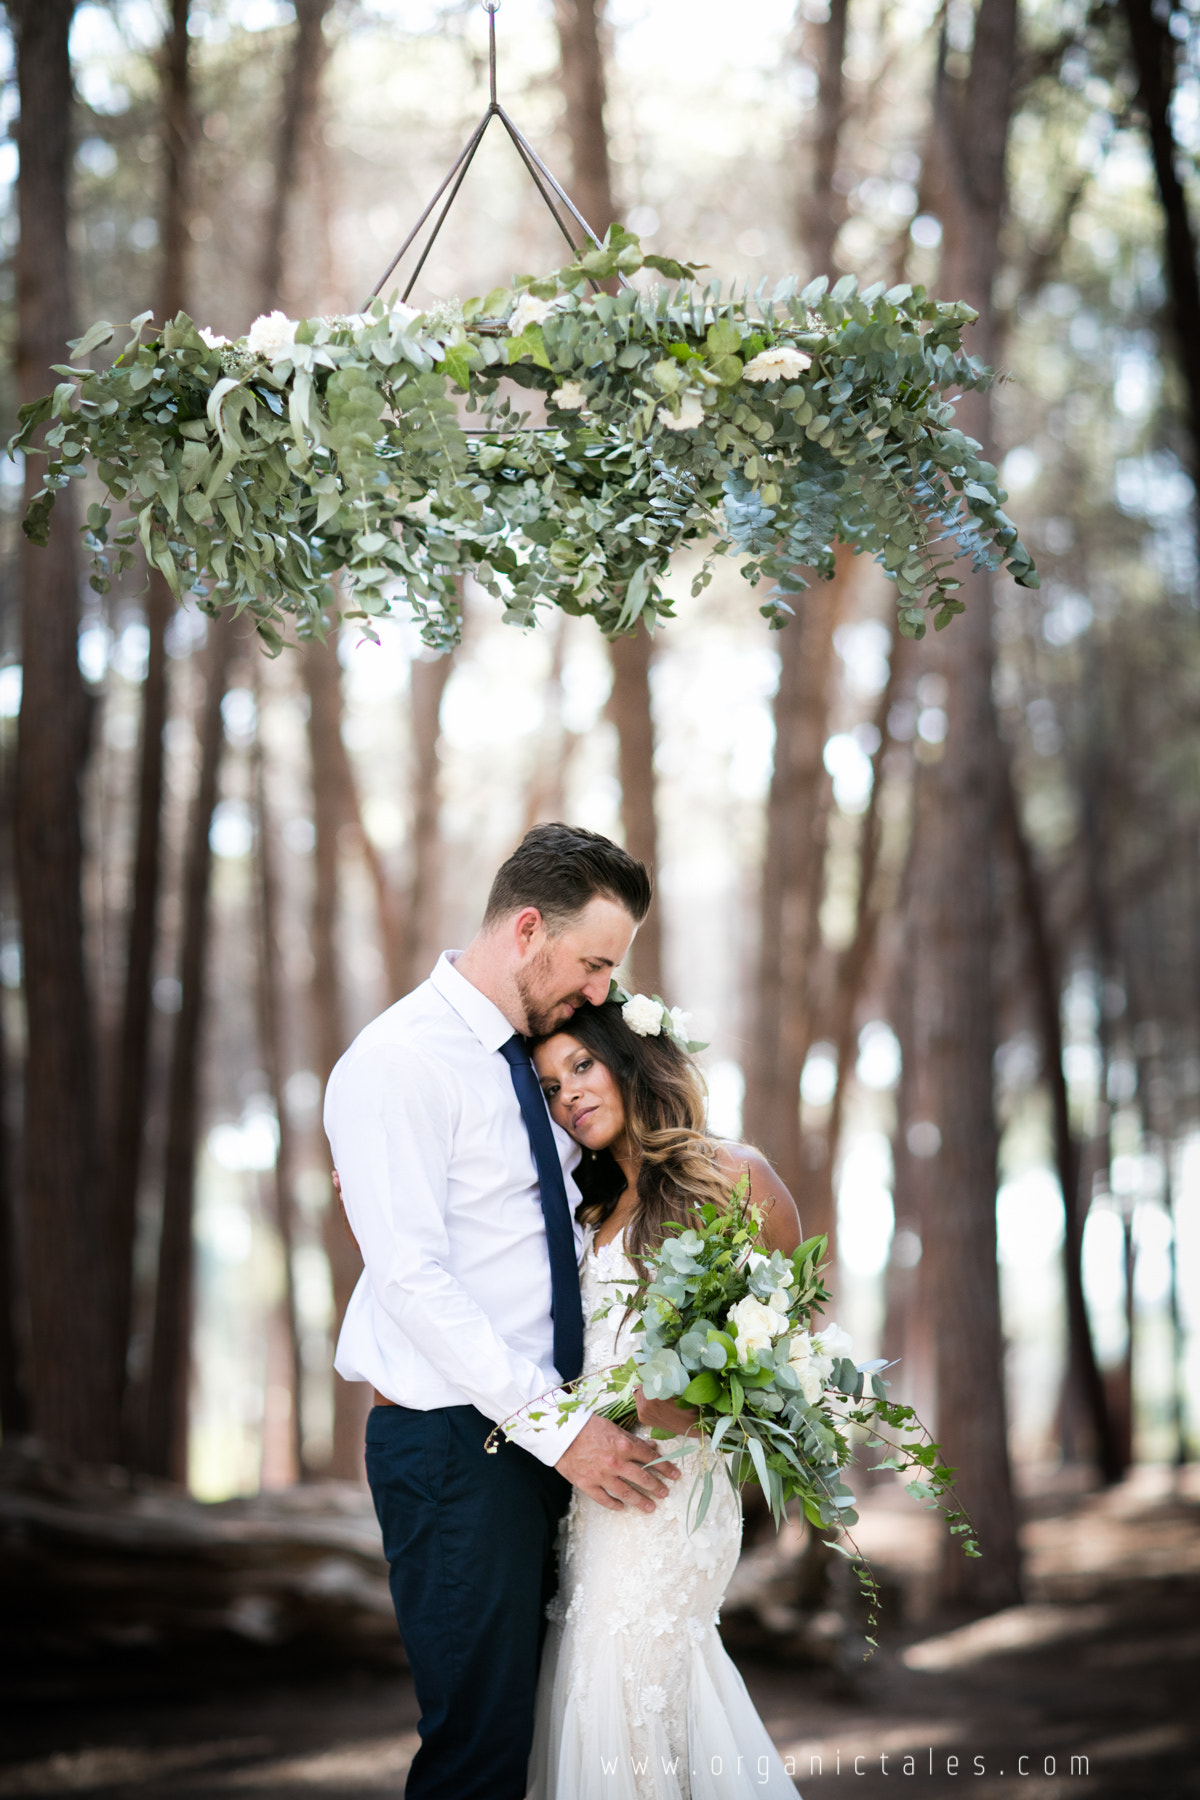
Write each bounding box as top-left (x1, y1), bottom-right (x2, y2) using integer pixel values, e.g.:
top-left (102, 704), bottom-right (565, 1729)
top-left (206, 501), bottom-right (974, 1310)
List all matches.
top-left (13, 227), bottom-right (1037, 653)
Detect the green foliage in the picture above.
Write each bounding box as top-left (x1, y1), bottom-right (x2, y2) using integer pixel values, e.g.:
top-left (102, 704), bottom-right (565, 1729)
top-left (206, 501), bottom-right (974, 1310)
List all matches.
top-left (13, 228), bottom-right (1036, 651)
top-left (488, 1184), bottom-right (980, 1654)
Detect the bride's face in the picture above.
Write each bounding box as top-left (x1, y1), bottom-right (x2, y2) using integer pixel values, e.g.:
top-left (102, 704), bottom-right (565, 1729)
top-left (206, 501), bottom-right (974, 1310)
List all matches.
top-left (534, 1033), bottom-right (627, 1152)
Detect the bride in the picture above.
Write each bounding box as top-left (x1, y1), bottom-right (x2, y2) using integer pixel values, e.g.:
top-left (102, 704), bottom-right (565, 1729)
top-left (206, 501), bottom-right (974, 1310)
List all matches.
top-left (526, 994), bottom-right (802, 1800)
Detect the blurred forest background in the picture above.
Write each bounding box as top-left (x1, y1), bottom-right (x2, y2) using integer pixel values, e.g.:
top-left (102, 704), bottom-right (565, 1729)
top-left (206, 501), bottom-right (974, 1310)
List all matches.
top-left (1, 0), bottom-right (1199, 1653)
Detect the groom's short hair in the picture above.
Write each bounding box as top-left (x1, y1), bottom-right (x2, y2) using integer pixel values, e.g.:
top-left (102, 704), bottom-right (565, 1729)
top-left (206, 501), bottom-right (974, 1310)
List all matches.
top-left (483, 823), bottom-right (652, 932)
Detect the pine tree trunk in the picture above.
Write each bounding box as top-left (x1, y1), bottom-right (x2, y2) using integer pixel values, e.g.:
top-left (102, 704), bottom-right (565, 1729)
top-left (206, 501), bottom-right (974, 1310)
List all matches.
top-left (251, 673), bottom-right (306, 1479)
top-left (400, 654), bottom-right (454, 995)
top-left (552, 1), bottom-right (664, 994)
top-left (304, 636), bottom-right (369, 1478)
top-left (742, 560), bottom-right (844, 1241)
top-left (260, 0), bottom-right (334, 312)
top-left (910, 0), bottom-right (1022, 1611)
top-left (1121, 0), bottom-right (1200, 507)
top-left (0, 652), bottom-right (28, 1433)
top-left (0, 902), bottom-right (28, 1436)
top-left (606, 632), bottom-right (662, 997)
top-left (744, 0), bottom-right (853, 1225)
top-left (12, 0), bottom-right (119, 1463)
top-left (803, 615), bottom-right (906, 1243)
top-left (109, 0), bottom-right (192, 1431)
top-left (999, 754), bottom-right (1120, 1483)
top-left (552, 0), bottom-right (614, 241)
top-left (794, 0), bottom-right (849, 276)
top-left (141, 614), bottom-right (236, 1481)
top-left (521, 621), bottom-right (581, 835)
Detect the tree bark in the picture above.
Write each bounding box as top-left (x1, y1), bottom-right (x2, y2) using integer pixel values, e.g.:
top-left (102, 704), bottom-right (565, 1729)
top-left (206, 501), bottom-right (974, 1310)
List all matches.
top-left (743, 560), bottom-right (845, 1247)
top-left (251, 672), bottom-right (306, 1479)
top-left (260, 0), bottom-right (334, 312)
top-left (11, 0), bottom-right (119, 1463)
top-left (552, 2), bottom-right (665, 996)
top-left (743, 1), bottom-right (854, 1239)
top-left (908, 0), bottom-right (1022, 1611)
top-left (0, 911), bottom-right (28, 1437)
top-left (883, 759), bottom-right (937, 1429)
top-left (804, 615), bottom-right (906, 1241)
top-left (141, 614), bottom-right (236, 1481)
top-left (400, 653), bottom-right (455, 996)
top-left (999, 753), bottom-right (1120, 1483)
top-left (795, 0), bottom-right (849, 274)
top-left (1077, 691), bottom-right (1131, 1471)
top-left (304, 636), bottom-right (369, 1478)
top-left (0, 641), bottom-right (28, 1433)
top-left (552, 0), bottom-right (614, 242)
top-left (109, 0), bottom-right (192, 1428)
top-left (606, 632), bottom-right (662, 997)
top-left (1120, 0), bottom-right (1200, 504)
top-left (521, 620), bottom-right (581, 837)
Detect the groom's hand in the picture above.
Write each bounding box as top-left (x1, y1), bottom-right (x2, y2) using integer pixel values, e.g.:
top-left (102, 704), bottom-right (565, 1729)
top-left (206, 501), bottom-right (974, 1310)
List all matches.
top-left (556, 1416), bottom-right (681, 1513)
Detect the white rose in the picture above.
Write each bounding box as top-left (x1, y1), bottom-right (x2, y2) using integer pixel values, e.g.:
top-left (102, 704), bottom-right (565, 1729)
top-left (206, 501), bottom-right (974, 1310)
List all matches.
top-left (799, 1365), bottom-right (824, 1404)
top-left (509, 292), bottom-right (557, 335)
top-left (550, 380), bottom-right (587, 410)
top-left (728, 1294), bottom-right (789, 1364)
top-left (621, 993), bottom-right (664, 1037)
top-left (742, 346), bottom-right (813, 383)
top-left (767, 1286), bottom-right (792, 1315)
top-left (198, 325), bottom-right (230, 349)
top-left (787, 1330), bottom-right (830, 1402)
top-left (246, 310), bottom-right (298, 361)
top-left (814, 1321), bottom-right (853, 1361)
top-left (657, 393), bottom-right (705, 432)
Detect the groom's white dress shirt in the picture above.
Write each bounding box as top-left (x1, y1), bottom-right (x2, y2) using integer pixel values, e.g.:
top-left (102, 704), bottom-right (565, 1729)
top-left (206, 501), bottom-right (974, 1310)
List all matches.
top-left (327, 951), bottom-right (590, 1467)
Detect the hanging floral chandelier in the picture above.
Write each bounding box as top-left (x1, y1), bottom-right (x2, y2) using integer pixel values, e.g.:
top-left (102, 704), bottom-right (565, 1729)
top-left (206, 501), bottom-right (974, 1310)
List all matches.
top-left (13, 6), bottom-right (1036, 653)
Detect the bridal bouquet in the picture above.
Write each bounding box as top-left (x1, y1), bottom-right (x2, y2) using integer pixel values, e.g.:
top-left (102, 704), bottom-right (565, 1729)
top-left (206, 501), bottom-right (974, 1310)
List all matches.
top-left (503, 1192), bottom-right (978, 1644)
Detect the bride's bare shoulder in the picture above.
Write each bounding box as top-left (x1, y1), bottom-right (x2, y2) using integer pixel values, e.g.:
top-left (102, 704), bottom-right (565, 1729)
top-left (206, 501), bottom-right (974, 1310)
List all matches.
top-left (712, 1142), bottom-right (802, 1254)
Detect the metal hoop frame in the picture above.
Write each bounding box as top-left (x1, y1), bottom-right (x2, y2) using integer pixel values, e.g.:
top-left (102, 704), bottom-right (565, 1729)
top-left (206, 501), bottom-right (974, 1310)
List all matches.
top-left (367, 0), bottom-right (630, 305)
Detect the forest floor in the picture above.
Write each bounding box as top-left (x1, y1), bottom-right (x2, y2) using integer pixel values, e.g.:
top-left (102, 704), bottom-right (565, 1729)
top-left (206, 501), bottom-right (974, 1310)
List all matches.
top-left (0, 1465), bottom-right (1196, 1800)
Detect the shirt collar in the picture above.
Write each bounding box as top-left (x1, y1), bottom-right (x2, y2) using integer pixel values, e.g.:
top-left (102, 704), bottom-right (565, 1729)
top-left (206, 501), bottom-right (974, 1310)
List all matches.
top-left (430, 951), bottom-right (519, 1055)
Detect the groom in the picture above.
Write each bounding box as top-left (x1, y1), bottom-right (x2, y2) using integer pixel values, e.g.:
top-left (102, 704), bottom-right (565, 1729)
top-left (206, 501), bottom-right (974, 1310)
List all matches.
top-left (326, 823), bottom-right (681, 1800)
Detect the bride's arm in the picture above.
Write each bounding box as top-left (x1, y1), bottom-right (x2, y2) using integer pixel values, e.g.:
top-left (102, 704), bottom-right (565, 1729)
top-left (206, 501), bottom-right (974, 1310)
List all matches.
top-left (716, 1144), bottom-right (803, 1256)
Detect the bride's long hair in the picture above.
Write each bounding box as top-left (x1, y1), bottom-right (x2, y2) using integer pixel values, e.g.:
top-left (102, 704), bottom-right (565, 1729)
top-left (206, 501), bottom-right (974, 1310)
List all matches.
top-left (537, 999), bottom-right (731, 1286)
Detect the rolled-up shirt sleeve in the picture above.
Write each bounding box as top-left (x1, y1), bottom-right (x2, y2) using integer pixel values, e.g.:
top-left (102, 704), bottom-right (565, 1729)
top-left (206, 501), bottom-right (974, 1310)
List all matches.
top-left (326, 1043), bottom-right (589, 1468)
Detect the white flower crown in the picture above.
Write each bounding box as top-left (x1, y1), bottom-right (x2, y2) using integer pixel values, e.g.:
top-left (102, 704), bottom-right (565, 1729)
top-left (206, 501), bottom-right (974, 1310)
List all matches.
top-left (607, 980), bottom-right (708, 1053)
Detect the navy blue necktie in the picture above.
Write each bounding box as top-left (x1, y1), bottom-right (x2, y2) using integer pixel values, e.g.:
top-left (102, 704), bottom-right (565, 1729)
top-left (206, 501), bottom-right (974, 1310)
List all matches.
top-left (498, 1035), bottom-right (584, 1383)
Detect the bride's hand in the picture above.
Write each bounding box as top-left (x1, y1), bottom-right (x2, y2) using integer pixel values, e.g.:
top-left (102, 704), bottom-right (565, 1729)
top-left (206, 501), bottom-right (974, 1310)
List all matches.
top-left (634, 1387), bottom-right (701, 1439)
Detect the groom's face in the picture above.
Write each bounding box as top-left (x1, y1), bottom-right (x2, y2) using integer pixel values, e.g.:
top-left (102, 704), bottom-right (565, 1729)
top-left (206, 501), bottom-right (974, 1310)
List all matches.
top-left (514, 896), bottom-right (637, 1036)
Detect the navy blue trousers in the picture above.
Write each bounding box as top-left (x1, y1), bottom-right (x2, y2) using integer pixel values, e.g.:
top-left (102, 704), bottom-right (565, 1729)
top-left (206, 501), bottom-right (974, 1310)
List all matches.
top-left (365, 1403), bottom-right (570, 1800)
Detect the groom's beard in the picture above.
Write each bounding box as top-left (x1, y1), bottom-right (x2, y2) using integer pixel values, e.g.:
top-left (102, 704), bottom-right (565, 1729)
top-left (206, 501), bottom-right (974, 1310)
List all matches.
top-left (516, 951), bottom-right (588, 1038)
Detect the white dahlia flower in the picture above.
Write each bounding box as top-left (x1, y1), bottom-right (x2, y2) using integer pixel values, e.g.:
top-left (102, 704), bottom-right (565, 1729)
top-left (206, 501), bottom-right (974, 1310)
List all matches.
top-left (657, 393), bottom-right (705, 432)
top-left (742, 346), bottom-right (812, 383)
top-left (621, 993), bottom-right (664, 1037)
top-left (246, 310), bottom-right (298, 361)
top-left (550, 380), bottom-right (587, 410)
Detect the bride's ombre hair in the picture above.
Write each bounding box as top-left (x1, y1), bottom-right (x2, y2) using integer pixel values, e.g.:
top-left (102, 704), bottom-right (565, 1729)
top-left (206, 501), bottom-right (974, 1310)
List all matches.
top-left (537, 1000), bottom-right (730, 1284)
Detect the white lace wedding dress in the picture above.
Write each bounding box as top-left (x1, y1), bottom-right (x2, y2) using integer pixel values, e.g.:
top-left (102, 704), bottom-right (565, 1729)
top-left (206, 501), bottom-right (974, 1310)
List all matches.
top-left (526, 1229), bottom-right (798, 1799)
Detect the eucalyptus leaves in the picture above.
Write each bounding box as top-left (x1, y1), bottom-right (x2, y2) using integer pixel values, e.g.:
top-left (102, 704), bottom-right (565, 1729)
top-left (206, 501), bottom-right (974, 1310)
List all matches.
top-left (14, 227), bottom-right (1037, 653)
